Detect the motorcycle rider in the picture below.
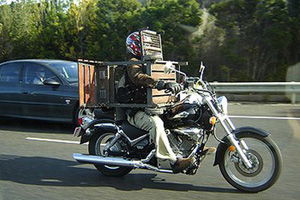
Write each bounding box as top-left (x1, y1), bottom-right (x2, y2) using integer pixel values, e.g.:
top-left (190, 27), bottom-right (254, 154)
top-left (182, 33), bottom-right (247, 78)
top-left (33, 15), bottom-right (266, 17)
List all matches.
top-left (117, 31), bottom-right (195, 173)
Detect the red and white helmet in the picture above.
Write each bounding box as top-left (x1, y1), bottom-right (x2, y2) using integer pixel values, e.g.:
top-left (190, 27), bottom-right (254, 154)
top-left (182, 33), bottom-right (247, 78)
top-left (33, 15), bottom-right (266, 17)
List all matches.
top-left (126, 32), bottom-right (141, 58)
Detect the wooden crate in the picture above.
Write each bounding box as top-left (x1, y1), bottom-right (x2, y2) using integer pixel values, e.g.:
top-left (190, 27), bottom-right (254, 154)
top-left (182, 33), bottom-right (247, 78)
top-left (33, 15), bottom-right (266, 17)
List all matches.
top-left (78, 60), bottom-right (178, 108)
top-left (147, 63), bottom-right (176, 105)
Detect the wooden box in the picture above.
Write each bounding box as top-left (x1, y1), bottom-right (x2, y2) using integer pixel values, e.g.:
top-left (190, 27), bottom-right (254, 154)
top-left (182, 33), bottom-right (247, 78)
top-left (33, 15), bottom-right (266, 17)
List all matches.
top-left (78, 60), bottom-right (179, 109)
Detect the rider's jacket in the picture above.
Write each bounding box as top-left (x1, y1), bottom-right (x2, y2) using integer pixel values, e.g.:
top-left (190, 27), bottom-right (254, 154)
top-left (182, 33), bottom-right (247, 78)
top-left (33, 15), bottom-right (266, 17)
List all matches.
top-left (117, 57), bottom-right (156, 104)
top-left (127, 57), bottom-right (156, 88)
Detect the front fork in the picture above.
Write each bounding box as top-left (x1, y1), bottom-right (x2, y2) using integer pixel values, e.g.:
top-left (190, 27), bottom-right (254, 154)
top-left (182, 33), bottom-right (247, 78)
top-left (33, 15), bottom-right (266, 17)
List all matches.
top-left (205, 98), bottom-right (253, 169)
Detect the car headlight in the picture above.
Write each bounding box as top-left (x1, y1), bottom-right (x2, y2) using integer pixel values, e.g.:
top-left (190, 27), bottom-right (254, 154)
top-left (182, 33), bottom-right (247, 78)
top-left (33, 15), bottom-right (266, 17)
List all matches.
top-left (217, 96), bottom-right (228, 115)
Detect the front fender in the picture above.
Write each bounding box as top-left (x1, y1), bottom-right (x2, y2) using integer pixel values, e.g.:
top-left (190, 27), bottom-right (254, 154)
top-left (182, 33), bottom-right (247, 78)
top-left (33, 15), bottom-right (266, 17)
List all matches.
top-left (213, 126), bottom-right (270, 166)
top-left (80, 119), bottom-right (117, 144)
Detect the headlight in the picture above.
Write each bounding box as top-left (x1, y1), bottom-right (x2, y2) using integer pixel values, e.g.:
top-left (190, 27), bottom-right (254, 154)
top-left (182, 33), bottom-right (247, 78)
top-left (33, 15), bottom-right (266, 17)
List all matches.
top-left (217, 96), bottom-right (228, 115)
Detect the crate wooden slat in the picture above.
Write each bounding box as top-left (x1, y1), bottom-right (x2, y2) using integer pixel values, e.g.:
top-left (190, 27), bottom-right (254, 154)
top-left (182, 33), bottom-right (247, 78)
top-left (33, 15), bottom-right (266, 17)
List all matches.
top-left (152, 95), bottom-right (176, 104)
top-left (151, 64), bottom-right (166, 71)
top-left (89, 67), bottom-right (96, 106)
top-left (109, 67), bottom-right (115, 103)
top-left (152, 89), bottom-right (171, 96)
top-left (78, 63), bottom-right (96, 107)
top-left (95, 66), bottom-right (110, 106)
top-left (84, 65), bottom-right (91, 105)
top-left (78, 64), bottom-right (85, 107)
top-left (151, 72), bottom-right (176, 80)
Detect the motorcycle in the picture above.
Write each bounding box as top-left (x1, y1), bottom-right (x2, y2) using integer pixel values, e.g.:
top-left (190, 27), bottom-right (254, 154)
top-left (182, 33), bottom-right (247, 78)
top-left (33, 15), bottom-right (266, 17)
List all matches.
top-left (73, 62), bottom-right (282, 193)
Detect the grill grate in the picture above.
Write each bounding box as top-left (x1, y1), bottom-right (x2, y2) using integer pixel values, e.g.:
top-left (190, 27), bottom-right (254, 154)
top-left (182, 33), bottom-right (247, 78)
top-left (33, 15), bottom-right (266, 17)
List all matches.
top-left (140, 30), bottom-right (163, 60)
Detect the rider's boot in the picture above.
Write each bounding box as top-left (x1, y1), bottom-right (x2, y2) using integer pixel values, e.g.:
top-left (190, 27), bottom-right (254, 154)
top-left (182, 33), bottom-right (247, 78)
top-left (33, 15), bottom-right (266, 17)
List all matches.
top-left (172, 157), bottom-right (195, 173)
top-left (203, 146), bottom-right (216, 155)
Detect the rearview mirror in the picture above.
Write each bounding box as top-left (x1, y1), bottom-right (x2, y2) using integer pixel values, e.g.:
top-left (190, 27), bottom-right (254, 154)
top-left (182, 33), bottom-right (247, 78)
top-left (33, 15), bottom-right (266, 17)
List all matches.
top-left (164, 61), bottom-right (176, 74)
top-left (199, 62), bottom-right (206, 81)
top-left (43, 79), bottom-right (60, 87)
top-left (163, 61), bottom-right (187, 81)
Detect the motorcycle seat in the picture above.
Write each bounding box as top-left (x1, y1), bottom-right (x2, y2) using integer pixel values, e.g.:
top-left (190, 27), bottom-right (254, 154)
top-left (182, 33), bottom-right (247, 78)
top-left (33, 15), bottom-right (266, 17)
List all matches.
top-left (120, 121), bottom-right (149, 140)
top-left (94, 109), bottom-right (114, 119)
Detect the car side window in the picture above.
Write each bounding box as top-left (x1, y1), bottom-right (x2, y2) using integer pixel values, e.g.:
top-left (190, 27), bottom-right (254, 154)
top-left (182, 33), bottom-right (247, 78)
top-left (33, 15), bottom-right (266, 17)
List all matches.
top-left (24, 64), bottom-right (60, 85)
top-left (0, 63), bottom-right (21, 83)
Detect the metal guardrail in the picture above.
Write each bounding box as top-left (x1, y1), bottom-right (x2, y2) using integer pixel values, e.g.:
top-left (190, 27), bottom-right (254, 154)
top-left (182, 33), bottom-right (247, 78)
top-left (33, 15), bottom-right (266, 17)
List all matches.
top-left (210, 82), bottom-right (300, 104)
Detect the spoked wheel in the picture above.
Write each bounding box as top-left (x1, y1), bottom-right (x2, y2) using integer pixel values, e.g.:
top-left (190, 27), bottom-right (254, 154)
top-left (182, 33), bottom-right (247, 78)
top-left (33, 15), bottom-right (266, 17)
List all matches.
top-left (219, 133), bottom-right (282, 192)
top-left (88, 132), bottom-right (132, 177)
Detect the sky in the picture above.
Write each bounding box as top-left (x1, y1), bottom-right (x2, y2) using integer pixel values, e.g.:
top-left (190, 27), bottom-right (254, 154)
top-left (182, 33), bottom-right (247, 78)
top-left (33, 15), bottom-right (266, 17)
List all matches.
top-left (0, 0), bottom-right (74, 5)
top-left (1, 0), bottom-right (26, 5)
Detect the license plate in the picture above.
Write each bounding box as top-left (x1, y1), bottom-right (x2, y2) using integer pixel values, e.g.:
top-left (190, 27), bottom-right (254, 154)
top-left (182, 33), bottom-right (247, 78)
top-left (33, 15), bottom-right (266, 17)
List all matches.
top-left (73, 127), bottom-right (83, 137)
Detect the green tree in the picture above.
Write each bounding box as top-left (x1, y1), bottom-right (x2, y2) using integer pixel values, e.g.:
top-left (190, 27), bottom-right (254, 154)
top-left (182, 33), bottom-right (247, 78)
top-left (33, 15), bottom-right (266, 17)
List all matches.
top-left (87, 0), bottom-right (142, 60)
top-left (135, 0), bottom-right (202, 62)
top-left (0, 4), bottom-right (13, 60)
top-left (288, 0), bottom-right (300, 64)
top-left (210, 0), bottom-right (292, 81)
top-left (191, 9), bottom-right (227, 81)
top-left (33, 0), bottom-right (69, 58)
top-left (0, 0), bottom-right (42, 60)
top-left (1, 0), bottom-right (296, 83)
top-left (64, 0), bottom-right (98, 59)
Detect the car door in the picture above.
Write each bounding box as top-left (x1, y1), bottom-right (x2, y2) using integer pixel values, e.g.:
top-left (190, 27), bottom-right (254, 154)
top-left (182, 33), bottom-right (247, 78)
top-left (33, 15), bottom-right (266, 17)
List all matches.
top-left (0, 62), bottom-right (24, 117)
top-left (21, 62), bottom-right (76, 121)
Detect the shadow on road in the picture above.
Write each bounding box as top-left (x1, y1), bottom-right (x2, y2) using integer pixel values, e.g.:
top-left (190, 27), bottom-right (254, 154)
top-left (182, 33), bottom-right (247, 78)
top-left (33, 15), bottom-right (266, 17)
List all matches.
top-left (0, 118), bottom-right (74, 134)
top-left (0, 154), bottom-right (239, 193)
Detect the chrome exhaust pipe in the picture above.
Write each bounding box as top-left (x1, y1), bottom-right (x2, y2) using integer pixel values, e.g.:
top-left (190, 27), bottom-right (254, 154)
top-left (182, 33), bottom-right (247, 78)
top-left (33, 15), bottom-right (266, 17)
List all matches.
top-left (73, 153), bottom-right (173, 173)
top-left (73, 153), bottom-right (140, 167)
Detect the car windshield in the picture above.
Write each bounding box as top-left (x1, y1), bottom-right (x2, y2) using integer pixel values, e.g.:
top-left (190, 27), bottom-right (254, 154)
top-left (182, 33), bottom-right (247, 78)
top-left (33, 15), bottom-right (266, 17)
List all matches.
top-left (47, 62), bottom-right (78, 84)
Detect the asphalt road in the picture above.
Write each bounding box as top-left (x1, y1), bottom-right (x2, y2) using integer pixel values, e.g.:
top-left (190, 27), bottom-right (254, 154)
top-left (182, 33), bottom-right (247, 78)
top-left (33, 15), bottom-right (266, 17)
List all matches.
top-left (0, 103), bottom-right (299, 200)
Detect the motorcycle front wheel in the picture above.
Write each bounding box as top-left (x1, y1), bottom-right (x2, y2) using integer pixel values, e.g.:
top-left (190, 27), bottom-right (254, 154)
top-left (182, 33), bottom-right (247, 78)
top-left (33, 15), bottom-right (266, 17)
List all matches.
top-left (219, 133), bottom-right (282, 192)
top-left (89, 132), bottom-right (133, 177)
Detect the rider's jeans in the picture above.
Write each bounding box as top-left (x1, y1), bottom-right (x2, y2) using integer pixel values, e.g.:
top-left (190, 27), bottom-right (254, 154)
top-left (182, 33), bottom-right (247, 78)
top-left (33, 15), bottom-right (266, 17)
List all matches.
top-left (127, 111), bottom-right (177, 162)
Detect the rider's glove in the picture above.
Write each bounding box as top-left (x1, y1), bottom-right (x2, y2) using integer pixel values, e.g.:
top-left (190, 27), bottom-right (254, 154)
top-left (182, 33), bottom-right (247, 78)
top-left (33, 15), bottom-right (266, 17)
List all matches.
top-left (155, 80), bottom-right (183, 94)
top-left (155, 80), bottom-right (166, 90)
top-left (166, 82), bottom-right (183, 94)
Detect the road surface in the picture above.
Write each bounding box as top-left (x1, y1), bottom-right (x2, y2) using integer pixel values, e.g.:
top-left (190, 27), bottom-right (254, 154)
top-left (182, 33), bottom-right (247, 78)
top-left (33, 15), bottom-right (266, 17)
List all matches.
top-left (0, 103), bottom-right (299, 200)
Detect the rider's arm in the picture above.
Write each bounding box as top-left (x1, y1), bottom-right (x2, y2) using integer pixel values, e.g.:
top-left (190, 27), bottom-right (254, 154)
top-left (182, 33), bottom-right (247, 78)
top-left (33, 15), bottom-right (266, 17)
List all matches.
top-left (127, 58), bottom-right (156, 88)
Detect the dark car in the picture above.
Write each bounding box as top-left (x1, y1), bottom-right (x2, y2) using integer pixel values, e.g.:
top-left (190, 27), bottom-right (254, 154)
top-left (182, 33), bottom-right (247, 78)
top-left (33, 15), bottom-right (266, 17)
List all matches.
top-left (0, 59), bottom-right (81, 123)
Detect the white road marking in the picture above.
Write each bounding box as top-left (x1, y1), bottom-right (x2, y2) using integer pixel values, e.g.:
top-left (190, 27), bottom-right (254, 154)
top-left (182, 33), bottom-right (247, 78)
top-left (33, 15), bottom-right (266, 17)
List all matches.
top-left (41, 179), bottom-right (63, 183)
top-left (25, 115), bottom-right (299, 145)
top-left (26, 137), bottom-right (84, 144)
top-left (229, 115), bottom-right (300, 120)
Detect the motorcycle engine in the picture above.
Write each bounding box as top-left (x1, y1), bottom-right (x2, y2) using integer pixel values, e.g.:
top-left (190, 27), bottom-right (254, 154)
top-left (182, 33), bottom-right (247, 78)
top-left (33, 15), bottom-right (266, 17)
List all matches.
top-left (167, 127), bottom-right (204, 157)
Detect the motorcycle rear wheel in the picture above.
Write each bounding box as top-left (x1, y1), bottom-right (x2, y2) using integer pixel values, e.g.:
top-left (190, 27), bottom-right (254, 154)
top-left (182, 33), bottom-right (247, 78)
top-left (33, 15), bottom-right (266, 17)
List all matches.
top-left (89, 132), bottom-right (133, 177)
top-left (219, 133), bottom-right (282, 192)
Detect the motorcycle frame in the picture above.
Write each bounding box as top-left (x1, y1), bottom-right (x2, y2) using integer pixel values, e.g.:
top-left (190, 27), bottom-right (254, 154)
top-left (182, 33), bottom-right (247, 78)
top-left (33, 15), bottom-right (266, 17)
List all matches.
top-left (99, 121), bottom-right (208, 171)
top-left (203, 94), bottom-right (253, 168)
top-left (103, 129), bottom-right (150, 152)
top-left (102, 126), bottom-right (174, 173)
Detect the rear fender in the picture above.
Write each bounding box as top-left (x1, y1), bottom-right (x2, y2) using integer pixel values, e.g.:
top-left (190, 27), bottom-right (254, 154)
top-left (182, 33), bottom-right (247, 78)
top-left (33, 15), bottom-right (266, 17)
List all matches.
top-left (80, 119), bottom-right (117, 144)
top-left (213, 126), bottom-right (270, 166)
